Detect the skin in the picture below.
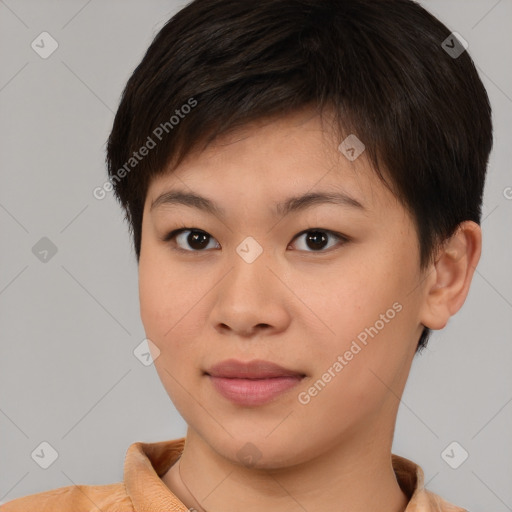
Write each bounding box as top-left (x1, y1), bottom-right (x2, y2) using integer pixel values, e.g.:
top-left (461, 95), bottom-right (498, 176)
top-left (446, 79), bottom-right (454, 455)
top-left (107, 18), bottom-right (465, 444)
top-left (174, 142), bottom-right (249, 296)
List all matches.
top-left (138, 107), bottom-right (481, 512)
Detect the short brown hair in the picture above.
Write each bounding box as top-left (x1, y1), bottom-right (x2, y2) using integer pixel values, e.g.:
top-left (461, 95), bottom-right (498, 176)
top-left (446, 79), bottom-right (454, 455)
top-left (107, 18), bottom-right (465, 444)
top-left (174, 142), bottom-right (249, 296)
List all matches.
top-left (106, 0), bottom-right (493, 352)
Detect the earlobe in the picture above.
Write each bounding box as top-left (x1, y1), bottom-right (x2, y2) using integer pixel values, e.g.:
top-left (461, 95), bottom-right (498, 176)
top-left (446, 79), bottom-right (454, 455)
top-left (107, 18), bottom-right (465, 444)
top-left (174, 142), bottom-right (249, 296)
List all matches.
top-left (419, 221), bottom-right (482, 331)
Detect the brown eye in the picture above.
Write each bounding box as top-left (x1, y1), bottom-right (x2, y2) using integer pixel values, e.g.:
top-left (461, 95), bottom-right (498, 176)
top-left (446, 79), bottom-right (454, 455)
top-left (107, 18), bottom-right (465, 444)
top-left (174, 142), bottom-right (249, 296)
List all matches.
top-left (184, 231), bottom-right (210, 250)
top-left (305, 231), bottom-right (328, 250)
top-left (290, 229), bottom-right (347, 252)
top-left (165, 229), bottom-right (220, 252)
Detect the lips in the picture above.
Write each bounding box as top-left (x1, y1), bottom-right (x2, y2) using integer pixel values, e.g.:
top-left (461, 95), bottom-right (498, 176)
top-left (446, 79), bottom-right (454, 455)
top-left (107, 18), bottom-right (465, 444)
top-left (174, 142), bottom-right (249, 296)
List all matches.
top-left (205, 358), bottom-right (305, 379)
top-left (205, 359), bottom-right (306, 406)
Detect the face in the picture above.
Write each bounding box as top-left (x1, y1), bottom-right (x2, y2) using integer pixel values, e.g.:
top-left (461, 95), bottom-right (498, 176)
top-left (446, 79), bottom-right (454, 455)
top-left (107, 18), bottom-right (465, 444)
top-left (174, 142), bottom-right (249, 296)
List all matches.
top-left (138, 108), bottom-right (429, 468)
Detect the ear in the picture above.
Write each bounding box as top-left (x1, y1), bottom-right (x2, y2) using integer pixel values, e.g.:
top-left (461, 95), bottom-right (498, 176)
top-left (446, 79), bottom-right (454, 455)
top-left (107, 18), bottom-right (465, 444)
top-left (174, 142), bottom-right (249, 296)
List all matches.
top-left (418, 221), bottom-right (482, 330)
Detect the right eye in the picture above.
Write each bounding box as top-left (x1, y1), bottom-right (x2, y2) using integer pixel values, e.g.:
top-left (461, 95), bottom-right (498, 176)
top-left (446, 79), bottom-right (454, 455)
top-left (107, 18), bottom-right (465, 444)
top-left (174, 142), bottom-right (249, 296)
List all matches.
top-left (163, 228), bottom-right (221, 253)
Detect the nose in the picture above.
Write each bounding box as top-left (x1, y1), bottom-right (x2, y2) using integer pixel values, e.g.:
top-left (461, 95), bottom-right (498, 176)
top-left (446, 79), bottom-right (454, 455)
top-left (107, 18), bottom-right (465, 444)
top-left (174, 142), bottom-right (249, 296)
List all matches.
top-left (210, 245), bottom-right (291, 337)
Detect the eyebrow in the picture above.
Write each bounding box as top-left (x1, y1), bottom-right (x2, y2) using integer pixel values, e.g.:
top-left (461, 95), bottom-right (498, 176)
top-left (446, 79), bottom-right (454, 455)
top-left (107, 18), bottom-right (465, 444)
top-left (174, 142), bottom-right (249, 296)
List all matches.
top-left (150, 189), bottom-right (366, 217)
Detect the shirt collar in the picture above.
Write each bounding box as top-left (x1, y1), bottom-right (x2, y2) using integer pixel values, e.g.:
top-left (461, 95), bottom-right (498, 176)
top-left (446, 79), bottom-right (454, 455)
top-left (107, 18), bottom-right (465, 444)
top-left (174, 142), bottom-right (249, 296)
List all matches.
top-left (124, 437), bottom-right (465, 512)
top-left (124, 437), bottom-right (187, 511)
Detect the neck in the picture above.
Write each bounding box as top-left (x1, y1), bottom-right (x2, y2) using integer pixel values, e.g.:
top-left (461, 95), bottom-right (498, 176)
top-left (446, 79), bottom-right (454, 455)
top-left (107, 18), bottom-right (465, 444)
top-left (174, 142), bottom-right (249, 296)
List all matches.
top-left (162, 425), bottom-right (409, 512)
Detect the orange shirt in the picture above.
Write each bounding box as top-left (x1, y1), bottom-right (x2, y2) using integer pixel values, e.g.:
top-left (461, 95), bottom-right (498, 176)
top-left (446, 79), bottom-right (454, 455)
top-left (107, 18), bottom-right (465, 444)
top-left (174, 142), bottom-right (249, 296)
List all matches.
top-left (1, 437), bottom-right (467, 511)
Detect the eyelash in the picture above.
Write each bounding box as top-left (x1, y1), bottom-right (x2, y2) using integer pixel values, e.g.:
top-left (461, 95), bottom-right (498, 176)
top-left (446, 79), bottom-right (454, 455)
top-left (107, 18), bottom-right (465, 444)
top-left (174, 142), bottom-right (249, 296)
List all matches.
top-left (161, 226), bottom-right (349, 254)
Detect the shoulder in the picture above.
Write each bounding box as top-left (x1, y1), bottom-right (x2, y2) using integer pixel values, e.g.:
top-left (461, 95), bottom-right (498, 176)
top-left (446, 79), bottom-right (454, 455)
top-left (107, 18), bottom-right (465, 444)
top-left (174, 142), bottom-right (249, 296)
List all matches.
top-left (0, 482), bottom-right (133, 512)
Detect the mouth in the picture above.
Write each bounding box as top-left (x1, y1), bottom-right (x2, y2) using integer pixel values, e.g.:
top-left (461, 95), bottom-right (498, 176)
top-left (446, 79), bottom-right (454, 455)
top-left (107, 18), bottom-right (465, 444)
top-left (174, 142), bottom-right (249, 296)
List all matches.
top-left (204, 359), bottom-right (306, 406)
top-left (207, 375), bottom-right (304, 406)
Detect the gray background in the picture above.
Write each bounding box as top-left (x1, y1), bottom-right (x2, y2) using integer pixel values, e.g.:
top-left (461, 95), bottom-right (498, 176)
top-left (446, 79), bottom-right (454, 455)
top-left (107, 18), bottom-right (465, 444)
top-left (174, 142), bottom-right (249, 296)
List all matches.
top-left (0, 0), bottom-right (511, 510)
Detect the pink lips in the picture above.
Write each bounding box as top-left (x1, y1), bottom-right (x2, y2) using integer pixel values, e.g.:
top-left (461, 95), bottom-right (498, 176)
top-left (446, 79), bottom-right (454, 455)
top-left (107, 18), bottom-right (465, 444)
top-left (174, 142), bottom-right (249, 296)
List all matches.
top-left (205, 359), bottom-right (305, 406)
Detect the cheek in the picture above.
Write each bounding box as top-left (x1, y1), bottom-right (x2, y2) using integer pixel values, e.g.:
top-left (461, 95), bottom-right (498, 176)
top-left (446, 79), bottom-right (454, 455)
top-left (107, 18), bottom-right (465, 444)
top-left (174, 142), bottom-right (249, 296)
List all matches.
top-left (293, 260), bottom-right (396, 343)
top-left (297, 252), bottom-right (416, 386)
top-left (138, 259), bottom-right (162, 335)
top-left (139, 258), bottom-right (199, 410)
top-left (138, 238), bottom-right (181, 334)
top-left (296, 305), bottom-right (414, 438)
top-left (138, 262), bottom-right (181, 358)
top-left (138, 247), bottom-right (203, 363)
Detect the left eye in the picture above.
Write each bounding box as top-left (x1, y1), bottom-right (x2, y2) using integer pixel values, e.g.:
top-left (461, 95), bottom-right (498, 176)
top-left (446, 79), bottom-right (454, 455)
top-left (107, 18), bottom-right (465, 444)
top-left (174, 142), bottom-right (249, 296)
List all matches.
top-left (290, 229), bottom-right (347, 252)
top-left (163, 228), bottom-right (347, 253)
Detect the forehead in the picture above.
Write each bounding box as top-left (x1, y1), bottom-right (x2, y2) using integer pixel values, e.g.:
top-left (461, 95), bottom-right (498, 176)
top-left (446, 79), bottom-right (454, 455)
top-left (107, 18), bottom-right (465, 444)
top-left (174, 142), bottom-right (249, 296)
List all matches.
top-left (146, 109), bottom-right (398, 215)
